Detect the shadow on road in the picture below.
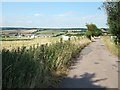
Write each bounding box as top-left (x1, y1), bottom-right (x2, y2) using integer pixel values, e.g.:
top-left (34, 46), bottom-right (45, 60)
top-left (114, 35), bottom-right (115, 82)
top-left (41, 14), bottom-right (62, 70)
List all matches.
top-left (59, 72), bottom-right (108, 89)
top-left (69, 45), bottom-right (93, 70)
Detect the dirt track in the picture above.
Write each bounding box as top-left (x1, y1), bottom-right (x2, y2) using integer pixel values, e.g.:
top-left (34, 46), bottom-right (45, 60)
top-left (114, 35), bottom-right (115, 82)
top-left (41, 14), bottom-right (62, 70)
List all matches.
top-left (59, 38), bottom-right (119, 88)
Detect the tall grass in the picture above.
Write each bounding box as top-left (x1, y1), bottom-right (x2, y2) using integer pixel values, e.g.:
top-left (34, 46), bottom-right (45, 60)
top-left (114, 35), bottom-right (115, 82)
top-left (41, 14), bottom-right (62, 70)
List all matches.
top-left (101, 36), bottom-right (120, 59)
top-left (2, 37), bottom-right (90, 88)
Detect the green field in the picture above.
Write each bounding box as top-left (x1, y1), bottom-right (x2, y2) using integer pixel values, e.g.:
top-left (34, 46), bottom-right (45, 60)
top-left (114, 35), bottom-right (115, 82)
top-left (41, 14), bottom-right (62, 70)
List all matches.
top-left (35, 30), bottom-right (64, 34)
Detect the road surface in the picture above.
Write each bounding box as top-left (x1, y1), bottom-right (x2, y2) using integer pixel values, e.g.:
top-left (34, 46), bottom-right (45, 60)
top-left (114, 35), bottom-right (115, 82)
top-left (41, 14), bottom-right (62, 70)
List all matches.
top-left (59, 38), bottom-right (119, 88)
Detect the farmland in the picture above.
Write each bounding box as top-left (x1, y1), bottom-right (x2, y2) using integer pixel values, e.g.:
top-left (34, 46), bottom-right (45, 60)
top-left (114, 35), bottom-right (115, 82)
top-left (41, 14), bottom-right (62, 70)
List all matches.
top-left (1, 29), bottom-right (62, 47)
top-left (2, 37), bottom-right (60, 51)
top-left (35, 30), bottom-right (64, 34)
top-left (2, 29), bottom-right (36, 34)
top-left (2, 29), bottom-right (91, 88)
top-left (1, 28), bottom-right (86, 50)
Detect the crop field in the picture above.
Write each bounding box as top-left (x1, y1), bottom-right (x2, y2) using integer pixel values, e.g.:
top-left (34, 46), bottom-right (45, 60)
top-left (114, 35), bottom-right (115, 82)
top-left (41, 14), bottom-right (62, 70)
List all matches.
top-left (35, 30), bottom-right (64, 34)
top-left (1, 37), bottom-right (61, 50)
top-left (2, 29), bottom-right (37, 34)
top-left (2, 32), bottom-right (91, 88)
top-left (1, 36), bottom-right (87, 50)
top-left (1, 29), bottom-right (85, 50)
top-left (2, 37), bottom-right (91, 88)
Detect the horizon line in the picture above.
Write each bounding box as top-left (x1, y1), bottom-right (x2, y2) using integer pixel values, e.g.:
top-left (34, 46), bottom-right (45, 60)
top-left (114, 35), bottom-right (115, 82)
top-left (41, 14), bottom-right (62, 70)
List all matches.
top-left (1, 26), bottom-right (108, 29)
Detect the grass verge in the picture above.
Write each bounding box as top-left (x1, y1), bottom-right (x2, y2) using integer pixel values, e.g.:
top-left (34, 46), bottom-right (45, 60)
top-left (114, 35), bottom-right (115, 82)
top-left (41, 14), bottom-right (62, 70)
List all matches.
top-left (101, 36), bottom-right (120, 59)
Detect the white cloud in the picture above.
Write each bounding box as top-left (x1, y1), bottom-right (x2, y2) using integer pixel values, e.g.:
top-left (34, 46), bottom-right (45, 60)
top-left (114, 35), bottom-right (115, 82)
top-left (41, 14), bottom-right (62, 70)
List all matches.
top-left (33, 12), bottom-right (75, 17)
top-left (80, 14), bottom-right (107, 21)
top-left (2, 12), bottom-right (108, 28)
top-left (34, 13), bottom-right (43, 16)
top-left (56, 11), bottom-right (75, 17)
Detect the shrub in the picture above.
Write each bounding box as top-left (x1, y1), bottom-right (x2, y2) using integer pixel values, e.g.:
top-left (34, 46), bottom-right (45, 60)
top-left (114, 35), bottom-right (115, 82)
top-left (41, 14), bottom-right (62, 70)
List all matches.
top-left (85, 31), bottom-right (92, 40)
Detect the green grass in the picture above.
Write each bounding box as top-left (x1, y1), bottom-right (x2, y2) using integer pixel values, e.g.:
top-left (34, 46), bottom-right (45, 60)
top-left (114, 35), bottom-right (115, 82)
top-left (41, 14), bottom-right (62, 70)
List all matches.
top-left (35, 30), bottom-right (64, 34)
top-left (101, 36), bottom-right (120, 59)
top-left (66, 33), bottom-right (85, 37)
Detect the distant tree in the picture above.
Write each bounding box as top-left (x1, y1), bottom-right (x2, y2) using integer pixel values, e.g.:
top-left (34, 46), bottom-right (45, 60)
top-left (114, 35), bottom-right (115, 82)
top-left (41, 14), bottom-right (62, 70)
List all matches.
top-left (94, 28), bottom-right (102, 36)
top-left (85, 23), bottom-right (102, 40)
top-left (102, 1), bottom-right (120, 44)
top-left (85, 30), bottom-right (92, 40)
top-left (86, 24), bottom-right (98, 36)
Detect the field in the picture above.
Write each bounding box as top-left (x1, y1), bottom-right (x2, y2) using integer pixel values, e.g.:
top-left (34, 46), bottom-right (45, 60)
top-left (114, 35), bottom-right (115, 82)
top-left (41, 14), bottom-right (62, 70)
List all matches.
top-left (2, 29), bottom-right (91, 88)
top-left (1, 29), bottom-right (85, 50)
top-left (1, 37), bottom-right (61, 50)
top-left (1, 29), bottom-right (63, 50)
top-left (35, 30), bottom-right (64, 34)
top-left (2, 29), bottom-right (36, 34)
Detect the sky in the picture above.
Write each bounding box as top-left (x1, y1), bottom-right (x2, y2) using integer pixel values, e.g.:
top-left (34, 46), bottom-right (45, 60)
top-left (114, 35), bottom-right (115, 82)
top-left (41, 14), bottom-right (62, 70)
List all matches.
top-left (1, 2), bottom-right (108, 28)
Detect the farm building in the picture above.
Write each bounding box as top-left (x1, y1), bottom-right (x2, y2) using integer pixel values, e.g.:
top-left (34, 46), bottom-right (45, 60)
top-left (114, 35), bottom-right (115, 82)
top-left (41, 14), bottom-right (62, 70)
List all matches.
top-left (101, 28), bottom-right (108, 35)
top-left (62, 35), bottom-right (70, 41)
top-left (67, 30), bottom-right (82, 33)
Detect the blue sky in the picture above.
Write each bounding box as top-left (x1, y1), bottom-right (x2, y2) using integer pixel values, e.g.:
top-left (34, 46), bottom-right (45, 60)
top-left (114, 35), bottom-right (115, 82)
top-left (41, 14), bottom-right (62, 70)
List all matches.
top-left (1, 2), bottom-right (108, 28)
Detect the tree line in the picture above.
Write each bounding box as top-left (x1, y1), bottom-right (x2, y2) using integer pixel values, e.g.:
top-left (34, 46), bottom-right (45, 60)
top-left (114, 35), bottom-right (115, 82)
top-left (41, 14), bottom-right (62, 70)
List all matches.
top-left (102, 1), bottom-right (120, 44)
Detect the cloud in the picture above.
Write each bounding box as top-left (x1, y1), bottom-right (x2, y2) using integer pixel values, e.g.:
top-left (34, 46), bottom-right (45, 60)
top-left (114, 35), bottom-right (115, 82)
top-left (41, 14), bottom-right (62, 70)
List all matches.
top-left (80, 14), bottom-right (107, 21)
top-left (34, 13), bottom-right (43, 16)
top-left (56, 11), bottom-right (75, 17)
top-left (2, 12), bottom-right (107, 28)
top-left (33, 12), bottom-right (75, 17)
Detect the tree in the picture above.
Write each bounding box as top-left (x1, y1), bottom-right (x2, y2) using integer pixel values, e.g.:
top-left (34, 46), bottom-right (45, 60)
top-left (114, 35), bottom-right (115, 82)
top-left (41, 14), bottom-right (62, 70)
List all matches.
top-left (86, 24), bottom-right (96, 37)
top-left (102, 1), bottom-right (120, 44)
top-left (94, 28), bottom-right (102, 36)
top-left (85, 23), bottom-right (102, 40)
top-left (85, 30), bottom-right (92, 40)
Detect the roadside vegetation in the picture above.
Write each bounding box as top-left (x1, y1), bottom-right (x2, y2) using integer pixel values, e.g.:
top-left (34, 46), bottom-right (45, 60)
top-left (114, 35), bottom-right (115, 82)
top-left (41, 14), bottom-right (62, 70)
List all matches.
top-left (100, 1), bottom-right (120, 59)
top-left (102, 2), bottom-right (120, 44)
top-left (101, 36), bottom-right (120, 59)
top-left (2, 37), bottom-right (90, 88)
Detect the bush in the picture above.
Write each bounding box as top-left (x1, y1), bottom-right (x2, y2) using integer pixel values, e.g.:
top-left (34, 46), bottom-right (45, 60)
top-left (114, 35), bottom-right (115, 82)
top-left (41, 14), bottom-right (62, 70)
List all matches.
top-left (85, 31), bottom-right (92, 40)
